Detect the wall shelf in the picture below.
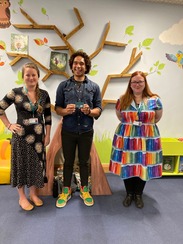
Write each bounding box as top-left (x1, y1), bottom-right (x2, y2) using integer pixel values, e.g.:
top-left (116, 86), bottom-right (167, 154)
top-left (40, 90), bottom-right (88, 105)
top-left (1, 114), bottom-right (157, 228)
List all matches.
top-left (161, 138), bottom-right (183, 176)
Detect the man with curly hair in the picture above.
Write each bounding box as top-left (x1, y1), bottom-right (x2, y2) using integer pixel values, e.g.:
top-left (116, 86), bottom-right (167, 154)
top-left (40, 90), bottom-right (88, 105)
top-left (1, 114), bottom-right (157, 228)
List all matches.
top-left (55, 51), bottom-right (102, 208)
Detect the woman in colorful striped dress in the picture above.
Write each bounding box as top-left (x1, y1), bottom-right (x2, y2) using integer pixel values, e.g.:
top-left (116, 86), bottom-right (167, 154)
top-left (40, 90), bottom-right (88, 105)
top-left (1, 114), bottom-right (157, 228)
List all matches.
top-left (109, 71), bottom-right (163, 208)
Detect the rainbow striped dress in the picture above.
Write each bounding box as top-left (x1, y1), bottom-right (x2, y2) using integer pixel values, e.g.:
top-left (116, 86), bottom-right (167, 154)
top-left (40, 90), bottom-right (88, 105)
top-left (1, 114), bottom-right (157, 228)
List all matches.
top-left (109, 96), bottom-right (163, 181)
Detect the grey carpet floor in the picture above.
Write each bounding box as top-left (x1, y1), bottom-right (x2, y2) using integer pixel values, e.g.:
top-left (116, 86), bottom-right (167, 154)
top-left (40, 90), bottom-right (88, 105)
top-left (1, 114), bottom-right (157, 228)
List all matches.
top-left (0, 173), bottom-right (183, 244)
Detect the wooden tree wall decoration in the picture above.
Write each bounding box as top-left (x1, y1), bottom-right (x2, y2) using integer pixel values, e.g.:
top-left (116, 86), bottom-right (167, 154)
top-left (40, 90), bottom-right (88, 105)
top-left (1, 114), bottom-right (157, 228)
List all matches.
top-left (102, 47), bottom-right (142, 108)
top-left (7, 7), bottom-right (143, 109)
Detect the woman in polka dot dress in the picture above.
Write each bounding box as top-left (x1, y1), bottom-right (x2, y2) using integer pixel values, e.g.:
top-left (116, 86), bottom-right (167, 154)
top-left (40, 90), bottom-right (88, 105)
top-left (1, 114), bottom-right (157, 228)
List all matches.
top-left (0, 63), bottom-right (52, 211)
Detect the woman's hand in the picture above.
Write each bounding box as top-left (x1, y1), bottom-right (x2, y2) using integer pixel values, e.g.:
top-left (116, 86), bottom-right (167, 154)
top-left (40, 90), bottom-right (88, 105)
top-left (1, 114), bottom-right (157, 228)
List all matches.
top-left (8, 123), bottom-right (22, 134)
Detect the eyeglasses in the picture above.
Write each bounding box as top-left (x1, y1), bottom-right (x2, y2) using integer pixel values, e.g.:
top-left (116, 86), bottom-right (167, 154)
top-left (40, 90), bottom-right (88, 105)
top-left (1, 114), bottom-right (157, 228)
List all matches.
top-left (131, 81), bottom-right (145, 85)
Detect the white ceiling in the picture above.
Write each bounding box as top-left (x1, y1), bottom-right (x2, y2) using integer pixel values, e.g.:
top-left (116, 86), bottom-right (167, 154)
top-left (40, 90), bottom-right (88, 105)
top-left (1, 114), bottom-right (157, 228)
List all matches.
top-left (140, 0), bottom-right (183, 5)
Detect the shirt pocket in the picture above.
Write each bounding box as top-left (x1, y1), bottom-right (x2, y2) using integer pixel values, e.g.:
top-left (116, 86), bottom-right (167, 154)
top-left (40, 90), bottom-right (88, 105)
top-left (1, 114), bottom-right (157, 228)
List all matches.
top-left (83, 87), bottom-right (94, 105)
top-left (63, 87), bottom-right (75, 104)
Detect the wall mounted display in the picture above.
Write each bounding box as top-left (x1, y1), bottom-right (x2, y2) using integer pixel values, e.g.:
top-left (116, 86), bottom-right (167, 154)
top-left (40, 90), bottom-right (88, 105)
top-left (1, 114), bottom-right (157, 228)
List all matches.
top-left (49, 52), bottom-right (67, 72)
top-left (10, 33), bottom-right (28, 54)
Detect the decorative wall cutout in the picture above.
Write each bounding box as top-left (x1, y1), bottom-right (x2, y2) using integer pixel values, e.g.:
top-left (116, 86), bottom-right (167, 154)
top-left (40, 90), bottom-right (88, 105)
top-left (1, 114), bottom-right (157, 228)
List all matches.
top-left (0, 0), bottom-right (11, 29)
top-left (102, 47), bottom-right (142, 108)
top-left (7, 7), bottom-right (143, 109)
top-left (6, 52), bottom-right (70, 82)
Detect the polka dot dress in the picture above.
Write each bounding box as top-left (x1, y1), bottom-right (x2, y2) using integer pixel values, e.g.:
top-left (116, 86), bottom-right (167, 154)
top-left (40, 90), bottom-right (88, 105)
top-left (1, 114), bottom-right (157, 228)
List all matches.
top-left (0, 87), bottom-right (52, 188)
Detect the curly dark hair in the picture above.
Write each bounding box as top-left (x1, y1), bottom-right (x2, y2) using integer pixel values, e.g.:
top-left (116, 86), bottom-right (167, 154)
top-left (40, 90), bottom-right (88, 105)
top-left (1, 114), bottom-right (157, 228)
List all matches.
top-left (69, 51), bottom-right (91, 74)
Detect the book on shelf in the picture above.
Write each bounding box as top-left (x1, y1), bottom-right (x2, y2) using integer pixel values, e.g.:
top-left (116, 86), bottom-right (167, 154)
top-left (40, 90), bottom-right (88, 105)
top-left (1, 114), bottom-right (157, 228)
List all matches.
top-left (162, 156), bottom-right (175, 173)
top-left (178, 156), bottom-right (183, 173)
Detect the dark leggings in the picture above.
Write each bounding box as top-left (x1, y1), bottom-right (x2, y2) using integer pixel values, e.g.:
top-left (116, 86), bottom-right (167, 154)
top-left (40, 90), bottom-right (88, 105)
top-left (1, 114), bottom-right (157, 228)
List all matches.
top-left (123, 177), bottom-right (146, 195)
top-left (61, 129), bottom-right (93, 187)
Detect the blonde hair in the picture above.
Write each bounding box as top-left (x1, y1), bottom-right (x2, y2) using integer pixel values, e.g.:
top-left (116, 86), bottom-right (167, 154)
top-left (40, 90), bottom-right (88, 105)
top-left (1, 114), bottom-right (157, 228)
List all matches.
top-left (119, 71), bottom-right (159, 110)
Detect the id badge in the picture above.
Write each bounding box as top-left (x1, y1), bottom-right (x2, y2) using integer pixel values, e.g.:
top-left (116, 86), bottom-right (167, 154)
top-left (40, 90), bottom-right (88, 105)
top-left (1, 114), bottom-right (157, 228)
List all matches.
top-left (29, 118), bottom-right (38, 124)
top-left (76, 101), bottom-right (84, 108)
top-left (133, 121), bottom-right (142, 126)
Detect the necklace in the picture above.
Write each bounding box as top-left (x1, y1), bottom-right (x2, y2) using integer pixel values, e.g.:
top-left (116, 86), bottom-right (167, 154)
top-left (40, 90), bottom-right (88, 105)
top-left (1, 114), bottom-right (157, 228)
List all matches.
top-left (75, 81), bottom-right (82, 90)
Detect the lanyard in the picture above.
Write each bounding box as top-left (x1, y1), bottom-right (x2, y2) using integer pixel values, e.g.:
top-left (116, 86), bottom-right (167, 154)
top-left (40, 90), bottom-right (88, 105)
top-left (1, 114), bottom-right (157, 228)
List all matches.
top-left (24, 86), bottom-right (39, 117)
top-left (29, 102), bottom-right (38, 117)
top-left (74, 82), bottom-right (85, 102)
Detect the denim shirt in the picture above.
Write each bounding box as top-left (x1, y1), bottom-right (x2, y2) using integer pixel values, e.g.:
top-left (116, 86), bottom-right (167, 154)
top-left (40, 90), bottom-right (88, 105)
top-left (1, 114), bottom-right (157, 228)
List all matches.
top-left (55, 76), bottom-right (102, 133)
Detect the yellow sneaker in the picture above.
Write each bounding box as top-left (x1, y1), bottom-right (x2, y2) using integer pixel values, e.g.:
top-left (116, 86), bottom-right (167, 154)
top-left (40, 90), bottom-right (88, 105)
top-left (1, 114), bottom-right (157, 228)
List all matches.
top-left (80, 186), bottom-right (94, 207)
top-left (56, 187), bottom-right (71, 208)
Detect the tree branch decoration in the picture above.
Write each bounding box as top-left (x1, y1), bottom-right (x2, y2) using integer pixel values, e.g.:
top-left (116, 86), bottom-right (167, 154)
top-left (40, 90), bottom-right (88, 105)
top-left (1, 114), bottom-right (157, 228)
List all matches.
top-left (102, 47), bottom-right (143, 108)
top-left (7, 7), bottom-right (143, 109)
top-left (6, 52), bottom-right (70, 81)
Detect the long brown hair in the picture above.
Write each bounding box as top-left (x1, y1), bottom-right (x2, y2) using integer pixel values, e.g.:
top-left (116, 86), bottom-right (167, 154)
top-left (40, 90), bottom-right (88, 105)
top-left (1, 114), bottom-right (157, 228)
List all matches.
top-left (119, 71), bottom-right (159, 110)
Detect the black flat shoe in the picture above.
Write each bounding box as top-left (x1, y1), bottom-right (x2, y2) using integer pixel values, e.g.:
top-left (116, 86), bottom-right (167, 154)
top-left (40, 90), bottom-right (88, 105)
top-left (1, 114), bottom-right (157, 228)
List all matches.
top-left (134, 194), bottom-right (144, 208)
top-left (123, 194), bottom-right (133, 207)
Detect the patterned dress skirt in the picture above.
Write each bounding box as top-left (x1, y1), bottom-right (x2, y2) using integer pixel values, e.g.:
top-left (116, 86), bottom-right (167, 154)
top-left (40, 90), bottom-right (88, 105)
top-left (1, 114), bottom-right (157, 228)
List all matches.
top-left (109, 108), bottom-right (162, 181)
top-left (11, 124), bottom-right (46, 188)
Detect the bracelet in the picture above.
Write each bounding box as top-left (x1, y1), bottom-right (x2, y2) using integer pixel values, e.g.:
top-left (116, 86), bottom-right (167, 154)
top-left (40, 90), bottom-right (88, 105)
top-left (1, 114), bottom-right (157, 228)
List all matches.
top-left (7, 123), bottom-right (12, 129)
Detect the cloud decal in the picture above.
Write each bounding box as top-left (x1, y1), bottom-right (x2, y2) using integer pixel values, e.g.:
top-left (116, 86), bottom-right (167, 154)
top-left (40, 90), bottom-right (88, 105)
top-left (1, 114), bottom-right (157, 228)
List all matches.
top-left (159, 19), bottom-right (183, 45)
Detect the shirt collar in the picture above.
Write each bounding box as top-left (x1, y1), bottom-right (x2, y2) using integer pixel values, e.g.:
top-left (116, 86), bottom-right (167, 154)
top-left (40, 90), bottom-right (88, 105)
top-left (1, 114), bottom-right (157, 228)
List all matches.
top-left (70, 75), bottom-right (88, 83)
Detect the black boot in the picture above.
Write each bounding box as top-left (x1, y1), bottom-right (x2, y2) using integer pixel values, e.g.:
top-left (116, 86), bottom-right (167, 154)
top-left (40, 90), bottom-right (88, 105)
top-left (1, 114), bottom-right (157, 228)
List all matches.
top-left (123, 194), bottom-right (133, 207)
top-left (134, 194), bottom-right (144, 208)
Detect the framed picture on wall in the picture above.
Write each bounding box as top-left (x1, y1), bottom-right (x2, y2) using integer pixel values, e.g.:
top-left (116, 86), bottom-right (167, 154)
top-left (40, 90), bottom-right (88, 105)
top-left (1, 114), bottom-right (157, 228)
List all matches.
top-left (11, 33), bottom-right (28, 54)
top-left (49, 51), bottom-right (67, 72)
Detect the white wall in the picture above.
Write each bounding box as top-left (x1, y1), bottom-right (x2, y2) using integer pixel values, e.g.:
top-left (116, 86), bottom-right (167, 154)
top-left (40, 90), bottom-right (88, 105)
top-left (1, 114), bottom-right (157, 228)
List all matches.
top-left (0, 0), bottom-right (183, 141)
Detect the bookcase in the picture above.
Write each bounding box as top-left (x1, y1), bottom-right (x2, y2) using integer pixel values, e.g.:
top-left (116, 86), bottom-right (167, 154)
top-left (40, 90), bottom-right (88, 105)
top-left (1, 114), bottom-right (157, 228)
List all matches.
top-left (162, 138), bottom-right (183, 176)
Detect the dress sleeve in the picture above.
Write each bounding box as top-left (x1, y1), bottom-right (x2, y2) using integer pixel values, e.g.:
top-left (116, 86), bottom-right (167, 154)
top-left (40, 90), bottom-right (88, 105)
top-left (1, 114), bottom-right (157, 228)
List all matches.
top-left (155, 97), bottom-right (163, 110)
top-left (55, 81), bottom-right (65, 108)
top-left (0, 89), bottom-right (15, 115)
top-left (92, 84), bottom-right (102, 111)
top-left (43, 91), bottom-right (52, 125)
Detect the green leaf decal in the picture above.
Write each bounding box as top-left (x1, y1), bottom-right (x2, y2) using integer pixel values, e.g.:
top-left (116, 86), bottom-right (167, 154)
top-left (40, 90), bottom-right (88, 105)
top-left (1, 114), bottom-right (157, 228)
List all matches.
top-left (158, 63), bottom-right (165, 70)
top-left (41, 7), bottom-right (47, 15)
top-left (125, 26), bottom-right (134, 36)
top-left (18, 0), bottom-right (24, 6)
top-left (142, 38), bottom-right (154, 47)
top-left (0, 40), bottom-right (6, 50)
top-left (154, 61), bottom-right (159, 66)
top-left (89, 70), bottom-right (98, 76)
top-left (148, 60), bottom-right (165, 75)
top-left (150, 67), bottom-right (153, 72)
top-left (15, 71), bottom-right (24, 84)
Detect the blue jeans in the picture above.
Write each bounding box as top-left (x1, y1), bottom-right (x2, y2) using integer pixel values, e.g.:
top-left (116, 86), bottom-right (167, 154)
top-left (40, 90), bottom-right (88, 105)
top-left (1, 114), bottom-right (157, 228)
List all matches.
top-left (61, 129), bottom-right (94, 187)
